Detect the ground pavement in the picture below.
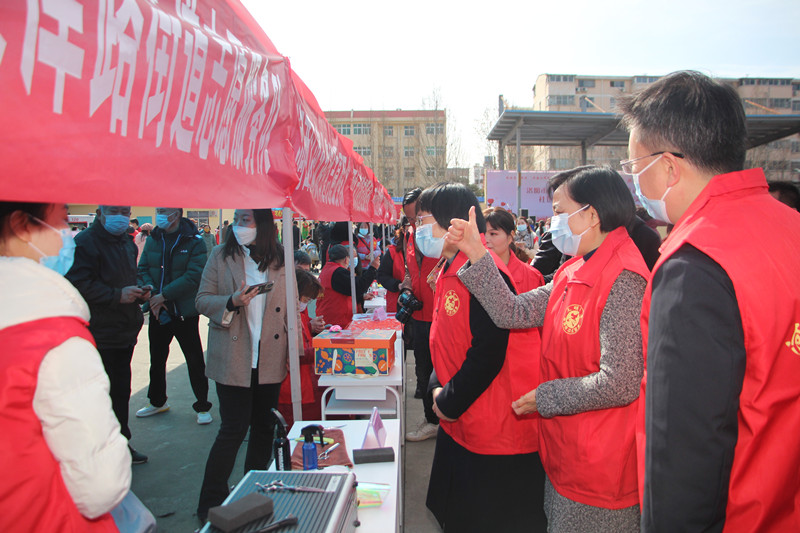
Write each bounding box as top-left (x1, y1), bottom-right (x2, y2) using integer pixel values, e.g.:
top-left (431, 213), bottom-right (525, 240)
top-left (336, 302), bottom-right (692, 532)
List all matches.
top-left (128, 316), bottom-right (440, 532)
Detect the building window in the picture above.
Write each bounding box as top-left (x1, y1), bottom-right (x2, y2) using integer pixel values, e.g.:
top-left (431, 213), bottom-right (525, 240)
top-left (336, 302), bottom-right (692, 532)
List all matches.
top-left (384, 166), bottom-right (394, 178)
top-left (793, 101), bottom-right (800, 111)
top-left (426, 146), bottom-right (445, 157)
top-left (634, 76), bottom-right (659, 84)
top-left (425, 123), bottom-right (445, 135)
top-left (383, 146), bottom-right (394, 158)
top-left (352, 123), bottom-right (371, 135)
top-left (610, 80), bottom-right (625, 88)
top-left (384, 125), bottom-right (393, 136)
top-left (609, 97), bottom-right (616, 109)
top-left (404, 146), bottom-right (415, 157)
top-left (186, 211), bottom-right (211, 226)
top-left (578, 79), bottom-right (595, 88)
top-left (548, 75), bottom-right (574, 83)
top-left (547, 95), bottom-right (575, 106)
top-left (404, 125), bottom-right (415, 136)
top-left (354, 146), bottom-right (371, 156)
top-left (335, 124), bottom-right (351, 135)
top-left (770, 98), bottom-right (791, 109)
top-left (426, 167), bottom-right (436, 178)
top-left (404, 167), bottom-right (415, 179)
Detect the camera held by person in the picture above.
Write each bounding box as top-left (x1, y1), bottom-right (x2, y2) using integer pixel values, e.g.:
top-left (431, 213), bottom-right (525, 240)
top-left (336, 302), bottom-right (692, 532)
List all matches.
top-left (395, 288), bottom-right (423, 324)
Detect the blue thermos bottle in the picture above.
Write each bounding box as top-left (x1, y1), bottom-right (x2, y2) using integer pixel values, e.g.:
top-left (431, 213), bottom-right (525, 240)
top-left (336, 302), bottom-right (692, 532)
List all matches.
top-left (301, 425), bottom-right (324, 470)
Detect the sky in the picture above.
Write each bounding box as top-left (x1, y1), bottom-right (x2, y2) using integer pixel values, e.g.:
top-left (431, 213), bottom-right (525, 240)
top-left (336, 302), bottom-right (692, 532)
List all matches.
top-left (242, 0), bottom-right (799, 167)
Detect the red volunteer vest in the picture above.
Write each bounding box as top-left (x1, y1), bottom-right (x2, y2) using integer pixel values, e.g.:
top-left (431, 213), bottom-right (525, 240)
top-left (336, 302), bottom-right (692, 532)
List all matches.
top-left (405, 228), bottom-right (439, 322)
top-left (430, 251), bottom-right (538, 455)
top-left (355, 234), bottom-right (378, 269)
top-left (0, 317), bottom-right (119, 533)
top-left (505, 254), bottom-right (546, 419)
top-left (637, 169), bottom-right (800, 531)
top-left (316, 262), bottom-right (353, 328)
top-left (539, 227), bottom-right (649, 509)
top-left (386, 246), bottom-right (405, 313)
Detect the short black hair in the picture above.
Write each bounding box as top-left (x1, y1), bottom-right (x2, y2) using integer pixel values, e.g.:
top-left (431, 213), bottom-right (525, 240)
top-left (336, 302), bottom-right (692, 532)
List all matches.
top-left (768, 181), bottom-right (800, 210)
top-left (402, 187), bottom-right (423, 206)
top-left (547, 166), bottom-right (635, 233)
top-left (618, 71), bottom-right (746, 175)
top-left (294, 249), bottom-right (311, 266)
top-left (130, 218), bottom-right (139, 225)
top-left (417, 182), bottom-right (486, 233)
top-left (0, 202), bottom-right (51, 240)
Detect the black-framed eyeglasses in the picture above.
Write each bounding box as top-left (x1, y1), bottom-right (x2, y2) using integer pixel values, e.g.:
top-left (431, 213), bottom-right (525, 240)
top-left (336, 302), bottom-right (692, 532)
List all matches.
top-left (620, 151), bottom-right (684, 174)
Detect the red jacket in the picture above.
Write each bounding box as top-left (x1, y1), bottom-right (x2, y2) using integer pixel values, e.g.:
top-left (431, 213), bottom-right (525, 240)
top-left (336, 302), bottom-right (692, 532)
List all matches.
top-left (317, 262), bottom-right (353, 328)
top-left (355, 234), bottom-right (378, 269)
top-left (0, 317), bottom-right (119, 532)
top-left (539, 227), bottom-right (649, 509)
top-left (386, 246), bottom-right (405, 313)
top-left (406, 228), bottom-right (439, 322)
top-left (637, 169), bottom-right (800, 531)
top-left (430, 251), bottom-right (538, 455)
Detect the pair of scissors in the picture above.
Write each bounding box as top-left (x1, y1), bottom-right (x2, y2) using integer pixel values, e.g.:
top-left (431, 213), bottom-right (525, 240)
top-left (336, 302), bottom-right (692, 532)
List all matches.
top-left (255, 480), bottom-right (327, 494)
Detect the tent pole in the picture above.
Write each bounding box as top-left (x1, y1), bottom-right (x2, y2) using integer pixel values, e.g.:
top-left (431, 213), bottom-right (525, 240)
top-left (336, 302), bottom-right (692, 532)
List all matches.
top-left (282, 208), bottom-right (302, 423)
top-left (348, 221), bottom-right (357, 316)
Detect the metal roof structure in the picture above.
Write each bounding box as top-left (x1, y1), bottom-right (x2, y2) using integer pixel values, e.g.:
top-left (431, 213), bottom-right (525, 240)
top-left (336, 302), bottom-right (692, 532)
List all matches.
top-left (489, 109), bottom-right (800, 167)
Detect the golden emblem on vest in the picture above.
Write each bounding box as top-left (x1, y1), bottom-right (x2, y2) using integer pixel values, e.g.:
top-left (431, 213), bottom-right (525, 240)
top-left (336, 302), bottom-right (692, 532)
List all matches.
top-left (786, 323), bottom-right (800, 356)
top-left (444, 290), bottom-right (460, 316)
top-left (562, 304), bottom-right (584, 335)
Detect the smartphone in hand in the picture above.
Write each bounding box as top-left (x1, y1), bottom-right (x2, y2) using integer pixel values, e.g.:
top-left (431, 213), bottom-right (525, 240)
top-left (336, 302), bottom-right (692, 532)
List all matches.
top-left (246, 281), bottom-right (274, 295)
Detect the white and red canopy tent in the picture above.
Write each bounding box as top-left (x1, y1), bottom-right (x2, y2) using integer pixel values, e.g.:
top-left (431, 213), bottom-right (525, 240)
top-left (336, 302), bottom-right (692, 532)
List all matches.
top-left (0, 0), bottom-right (396, 420)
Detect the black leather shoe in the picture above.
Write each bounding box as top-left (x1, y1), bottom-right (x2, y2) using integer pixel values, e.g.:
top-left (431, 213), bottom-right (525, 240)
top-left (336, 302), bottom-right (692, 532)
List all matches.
top-left (129, 445), bottom-right (148, 465)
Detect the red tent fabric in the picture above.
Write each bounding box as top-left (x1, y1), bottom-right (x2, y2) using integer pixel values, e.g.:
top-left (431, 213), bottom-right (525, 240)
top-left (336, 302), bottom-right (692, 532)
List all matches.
top-left (0, 0), bottom-right (394, 223)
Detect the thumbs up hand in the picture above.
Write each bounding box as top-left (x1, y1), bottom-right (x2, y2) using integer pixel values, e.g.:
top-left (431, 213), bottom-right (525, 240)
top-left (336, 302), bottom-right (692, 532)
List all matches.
top-left (446, 206), bottom-right (487, 264)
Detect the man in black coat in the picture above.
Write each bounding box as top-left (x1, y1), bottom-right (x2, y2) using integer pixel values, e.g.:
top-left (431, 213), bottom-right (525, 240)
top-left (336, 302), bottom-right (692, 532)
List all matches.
top-left (66, 205), bottom-right (149, 464)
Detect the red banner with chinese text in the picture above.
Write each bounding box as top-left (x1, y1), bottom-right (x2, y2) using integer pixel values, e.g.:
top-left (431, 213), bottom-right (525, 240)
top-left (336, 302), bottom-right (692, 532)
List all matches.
top-left (0, 0), bottom-right (394, 223)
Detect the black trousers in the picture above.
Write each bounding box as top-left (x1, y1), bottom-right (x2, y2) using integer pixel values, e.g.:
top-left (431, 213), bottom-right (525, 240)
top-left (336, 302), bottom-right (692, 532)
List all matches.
top-left (97, 345), bottom-right (135, 440)
top-left (147, 315), bottom-right (211, 412)
top-left (412, 319), bottom-right (438, 425)
top-left (197, 371), bottom-right (281, 514)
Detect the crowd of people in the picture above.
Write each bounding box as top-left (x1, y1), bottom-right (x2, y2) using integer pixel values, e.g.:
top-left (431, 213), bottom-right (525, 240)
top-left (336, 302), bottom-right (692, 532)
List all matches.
top-left (1, 70), bottom-right (799, 532)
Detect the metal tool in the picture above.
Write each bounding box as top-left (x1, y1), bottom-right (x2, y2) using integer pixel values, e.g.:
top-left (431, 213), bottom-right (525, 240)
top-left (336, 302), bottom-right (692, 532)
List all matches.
top-left (252, 514), bottom-right (298, 533)
top-left (255, 480), bottom-right (327, 494)
top-left (318, 442), bottom-right (340, 461)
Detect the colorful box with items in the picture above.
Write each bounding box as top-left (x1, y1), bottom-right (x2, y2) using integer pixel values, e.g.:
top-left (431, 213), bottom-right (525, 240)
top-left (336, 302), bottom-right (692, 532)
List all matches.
top-left (313, 328), bottom-right (396, 376)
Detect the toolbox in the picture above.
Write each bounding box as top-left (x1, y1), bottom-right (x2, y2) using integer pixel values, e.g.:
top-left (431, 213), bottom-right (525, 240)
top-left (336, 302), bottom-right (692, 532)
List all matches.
top-left (201, 471), bottom-right (358, 533)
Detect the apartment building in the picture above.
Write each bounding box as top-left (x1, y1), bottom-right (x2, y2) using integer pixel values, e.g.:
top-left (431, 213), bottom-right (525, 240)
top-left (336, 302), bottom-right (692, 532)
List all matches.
top-left (518, 74), bottom-right (800, 182)
top-left (325, 109), bottom-right (447, 197)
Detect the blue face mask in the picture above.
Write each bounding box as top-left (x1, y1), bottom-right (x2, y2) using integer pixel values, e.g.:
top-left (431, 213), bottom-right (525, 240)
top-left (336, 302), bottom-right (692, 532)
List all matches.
top-left (156, 211), bottom-right (177, 229)
top-left (549, 204), bottom-right (590, 257)
top-left (631, 154), bottom-right (672, 223)
top-left (359, 228), bottom-right (369, 236)
top-left (102, 213), bottom-right (130, 235)
top-left (415, 223), bottom-right (444, 258)
top-left (28, 218), bottom-right (76, 276)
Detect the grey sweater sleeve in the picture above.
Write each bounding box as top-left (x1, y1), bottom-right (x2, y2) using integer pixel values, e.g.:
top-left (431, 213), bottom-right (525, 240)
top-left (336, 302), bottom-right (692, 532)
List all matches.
top-left (536, 270), bottom-right (646, 418)
top-left (457, 252), bottom-right (552, 329)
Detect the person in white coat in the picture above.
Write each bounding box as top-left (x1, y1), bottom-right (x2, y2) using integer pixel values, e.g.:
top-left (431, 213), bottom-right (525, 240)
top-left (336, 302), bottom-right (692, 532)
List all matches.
top-left (0, 201), bottom-right (132, 531)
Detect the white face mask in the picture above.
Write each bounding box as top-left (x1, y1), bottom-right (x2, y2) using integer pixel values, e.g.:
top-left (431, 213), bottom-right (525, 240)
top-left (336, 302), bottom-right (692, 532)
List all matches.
top-left (233, 225), bottom-right (257, 246)
top-left (415, 223), bottom-right (444, 259)
top-left (549, 204), bottom-right (590, 257)
top-left (631, 154), bottom-right (672, 223)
